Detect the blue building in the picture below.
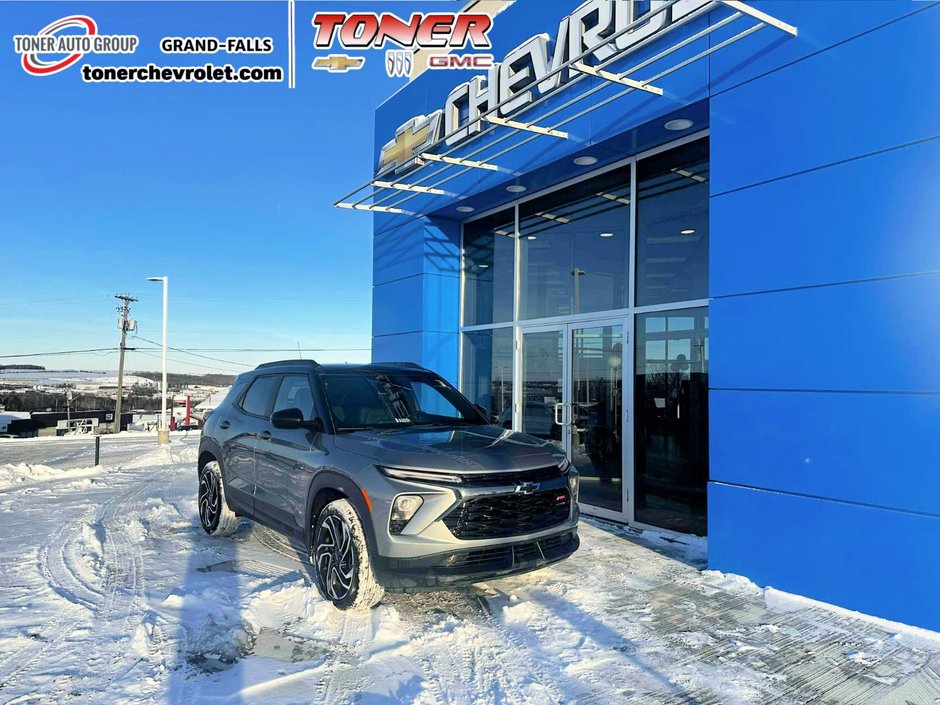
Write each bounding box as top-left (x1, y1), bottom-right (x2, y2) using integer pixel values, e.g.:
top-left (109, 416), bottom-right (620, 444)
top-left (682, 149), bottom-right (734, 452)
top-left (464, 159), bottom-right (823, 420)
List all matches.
top-left (342, 1), bottom-right (940, 632)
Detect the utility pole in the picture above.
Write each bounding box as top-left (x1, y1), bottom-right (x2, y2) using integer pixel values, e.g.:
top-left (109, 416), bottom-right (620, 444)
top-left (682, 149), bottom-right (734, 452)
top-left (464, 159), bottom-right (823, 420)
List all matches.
top-left (114, 294), bottom-right (138, 434)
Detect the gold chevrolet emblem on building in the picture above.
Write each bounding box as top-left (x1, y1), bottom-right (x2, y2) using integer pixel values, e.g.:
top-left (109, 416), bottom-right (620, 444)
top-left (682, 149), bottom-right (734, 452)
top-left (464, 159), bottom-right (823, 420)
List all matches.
top-left (312, 54), bottom-right (365, 73)
top-left (377, 111), bottom-right (442, 176)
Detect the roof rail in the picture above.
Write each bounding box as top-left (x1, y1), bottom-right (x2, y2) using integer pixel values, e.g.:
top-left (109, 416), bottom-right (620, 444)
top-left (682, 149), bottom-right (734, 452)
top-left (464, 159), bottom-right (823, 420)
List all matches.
top-left (254, 359), bottom-right (321, 370)
top-left (373, 361), bottom-right (424, 369)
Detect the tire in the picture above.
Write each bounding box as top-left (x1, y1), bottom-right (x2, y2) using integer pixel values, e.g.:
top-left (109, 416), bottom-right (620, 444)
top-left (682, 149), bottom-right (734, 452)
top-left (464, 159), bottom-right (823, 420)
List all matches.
top-left (198, 461), bottom-right (240, 537)
top-left (312, 499), bottom-right (384, 610)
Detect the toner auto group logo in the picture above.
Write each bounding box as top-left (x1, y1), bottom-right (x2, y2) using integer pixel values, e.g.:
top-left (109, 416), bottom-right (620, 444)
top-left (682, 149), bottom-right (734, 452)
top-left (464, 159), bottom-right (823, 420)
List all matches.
top-left (310, 12), bottom-right (493, 79)
top-left (13, 15), bottom-right (138, 76)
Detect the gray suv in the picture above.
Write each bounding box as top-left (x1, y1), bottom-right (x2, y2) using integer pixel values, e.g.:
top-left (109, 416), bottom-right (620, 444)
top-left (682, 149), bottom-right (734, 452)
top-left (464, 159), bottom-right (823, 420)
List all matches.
top-left (197, 360), bottom-right (580, 609)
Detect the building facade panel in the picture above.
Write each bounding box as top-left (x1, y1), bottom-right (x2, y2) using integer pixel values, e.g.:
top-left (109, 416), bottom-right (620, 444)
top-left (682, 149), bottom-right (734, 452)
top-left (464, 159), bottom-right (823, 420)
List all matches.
top-left (707, 1), bottom-right (922, 95)
top-left (711, 4), bottom-right (940, 195)
top-left (710, 389), bottom-right (940, 516)
top-left (709, 482), bottom-right (940, 631)
top-left (710, 137), bottom-right (940, 297)
top-left (709, 274), bottom-right (940, 393)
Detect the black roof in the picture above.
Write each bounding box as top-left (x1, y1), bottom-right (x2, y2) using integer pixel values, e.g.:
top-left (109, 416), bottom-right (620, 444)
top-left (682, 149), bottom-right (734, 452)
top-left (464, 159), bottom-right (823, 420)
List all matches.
top-left (253, 360), bottom-right (426, 373)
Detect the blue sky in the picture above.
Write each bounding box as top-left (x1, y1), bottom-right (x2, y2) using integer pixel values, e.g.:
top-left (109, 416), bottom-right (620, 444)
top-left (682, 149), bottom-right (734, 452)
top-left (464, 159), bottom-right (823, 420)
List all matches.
top-left (1, 0), bottom-right (456, 376)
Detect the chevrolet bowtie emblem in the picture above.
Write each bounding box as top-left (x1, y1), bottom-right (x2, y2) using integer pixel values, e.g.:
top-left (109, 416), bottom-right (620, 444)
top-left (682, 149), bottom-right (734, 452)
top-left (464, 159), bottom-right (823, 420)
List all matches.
top-left (515, 481), bottom-right (539, 495)
top-left (312, 54), bottom-right (365, 73)
top-left (376, 111), bottom-right (442, 176)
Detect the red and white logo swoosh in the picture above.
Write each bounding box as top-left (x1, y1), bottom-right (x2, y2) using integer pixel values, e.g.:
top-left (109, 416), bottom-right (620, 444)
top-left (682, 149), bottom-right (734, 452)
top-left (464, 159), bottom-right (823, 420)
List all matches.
top-left (21, 15), bottom-right (97, 76)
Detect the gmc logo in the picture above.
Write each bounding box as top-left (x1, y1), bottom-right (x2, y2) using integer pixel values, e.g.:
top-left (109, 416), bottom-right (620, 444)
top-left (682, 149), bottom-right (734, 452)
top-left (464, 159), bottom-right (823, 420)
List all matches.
top-left (428, 54), bottom-right (494, 70)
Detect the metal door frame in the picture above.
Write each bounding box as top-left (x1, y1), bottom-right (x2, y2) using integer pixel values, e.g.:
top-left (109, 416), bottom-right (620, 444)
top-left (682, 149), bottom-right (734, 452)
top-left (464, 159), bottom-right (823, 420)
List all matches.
top-left (518, 313), bottom-right (632, 523)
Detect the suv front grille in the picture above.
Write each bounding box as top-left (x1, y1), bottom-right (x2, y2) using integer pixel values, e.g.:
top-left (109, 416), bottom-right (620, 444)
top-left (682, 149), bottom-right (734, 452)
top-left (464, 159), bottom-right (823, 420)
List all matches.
top-left (442, 488), bottom-right (571, 539)
top-left (458, 465), bottom-right (564, 485)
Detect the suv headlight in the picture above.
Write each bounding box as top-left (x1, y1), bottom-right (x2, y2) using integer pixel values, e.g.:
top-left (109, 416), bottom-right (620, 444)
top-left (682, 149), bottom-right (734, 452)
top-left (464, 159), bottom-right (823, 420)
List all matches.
top-left (389, 494), bottom-right (424, 535)
top-left (378, 465), bottom-right (463, 484)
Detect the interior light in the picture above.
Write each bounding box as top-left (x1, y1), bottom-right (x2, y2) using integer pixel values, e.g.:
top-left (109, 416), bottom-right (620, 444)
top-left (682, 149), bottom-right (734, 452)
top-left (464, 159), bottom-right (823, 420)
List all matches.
top-left (665, 118), bottom-right (693, 131)
top-left (599, 232), bottom-right (614, 238)
top-left (456, 206), bottom-right (475, 213)
top-left (681, 228), bottom-right (695, 235)
top-left (526, 235), bottom-right (537, 240)
top-left (573, 155), bottom-right (598, 166)
top-left (506, 184), bottom-right (527, 193)
top-left (479, 263), bottom-right (490, 268)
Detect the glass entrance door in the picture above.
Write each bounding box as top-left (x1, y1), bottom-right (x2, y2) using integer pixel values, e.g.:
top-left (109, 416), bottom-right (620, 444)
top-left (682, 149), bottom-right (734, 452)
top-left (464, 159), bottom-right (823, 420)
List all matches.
top-left (520, 319), bottom-right (628, 520)
top-left (570, 323), bottom-right (625, 515)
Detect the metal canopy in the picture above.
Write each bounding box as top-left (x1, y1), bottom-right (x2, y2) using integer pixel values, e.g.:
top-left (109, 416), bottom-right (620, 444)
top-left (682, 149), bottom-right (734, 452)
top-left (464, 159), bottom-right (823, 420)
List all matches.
top-left (335, 0), bottom-right (796, 218)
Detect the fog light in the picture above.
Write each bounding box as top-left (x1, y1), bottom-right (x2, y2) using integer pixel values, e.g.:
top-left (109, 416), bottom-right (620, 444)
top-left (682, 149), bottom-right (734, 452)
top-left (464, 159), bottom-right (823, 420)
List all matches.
top-left (389, 494), bottom-right (424, 535)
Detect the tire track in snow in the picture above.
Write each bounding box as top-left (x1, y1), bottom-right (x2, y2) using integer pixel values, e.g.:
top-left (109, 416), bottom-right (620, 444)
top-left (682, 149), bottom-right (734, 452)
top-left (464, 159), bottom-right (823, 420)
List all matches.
top-left (0, 509), bottom-right (104, 690)
top-left (73, 469), bottom-right (181, 700)
top-left (386, 588), bottom-right (563, 705)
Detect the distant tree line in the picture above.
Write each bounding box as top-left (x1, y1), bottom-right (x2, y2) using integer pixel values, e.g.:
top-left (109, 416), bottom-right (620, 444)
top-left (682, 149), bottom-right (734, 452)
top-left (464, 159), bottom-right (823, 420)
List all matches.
top-left (135, 371), bottom-right (235, 387)
top-left (0, 387), bottom-right (165, 413)
top-left (0, 364), bottom-right (46, 371)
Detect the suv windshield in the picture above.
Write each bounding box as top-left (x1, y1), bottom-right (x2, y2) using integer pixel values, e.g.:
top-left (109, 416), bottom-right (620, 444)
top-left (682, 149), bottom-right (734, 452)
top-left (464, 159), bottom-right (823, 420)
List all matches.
top-left (321, 369), bottom-right (486, 432)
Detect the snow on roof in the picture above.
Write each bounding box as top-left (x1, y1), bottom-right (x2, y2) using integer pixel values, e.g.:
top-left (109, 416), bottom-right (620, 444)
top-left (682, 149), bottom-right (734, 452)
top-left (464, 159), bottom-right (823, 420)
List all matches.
top-left (195, 389), bottom-right (230, 411)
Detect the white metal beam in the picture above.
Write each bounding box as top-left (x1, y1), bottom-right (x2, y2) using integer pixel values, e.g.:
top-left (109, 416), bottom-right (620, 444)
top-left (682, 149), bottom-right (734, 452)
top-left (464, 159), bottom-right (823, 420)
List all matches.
top-left (372, 180), bottom-right (452, 196)
top-left (483, 115), bottom-right (569, 139)
top-left (336, 202), bottom-right (411, 214)
top-left (720, 1), bottom-right (797, 35)
top-left (571, 62), bottom-right (663, 96)
top-left (418, 152), bottom-right (499, 171)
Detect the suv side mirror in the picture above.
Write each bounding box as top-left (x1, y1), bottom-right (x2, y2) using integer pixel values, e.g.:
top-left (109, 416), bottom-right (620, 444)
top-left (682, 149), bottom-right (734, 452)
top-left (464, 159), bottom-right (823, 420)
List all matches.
top-left (271, 407), bottom-right (304, 429)
top-left (271, 408), bottom-right (324, 432)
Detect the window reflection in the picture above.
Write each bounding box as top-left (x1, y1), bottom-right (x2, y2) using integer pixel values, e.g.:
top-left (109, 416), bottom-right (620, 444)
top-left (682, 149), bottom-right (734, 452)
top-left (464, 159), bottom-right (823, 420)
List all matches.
top-left (634, 308), bottom-right (709, 535)
top-left (519, 168), bottom-right (630, 319)
top-left (463, 209), bottom-right (514, 326)
top-left (636, 140), bottom-right (709, 306)
top-left (461, 328), bottom-right (513, 422)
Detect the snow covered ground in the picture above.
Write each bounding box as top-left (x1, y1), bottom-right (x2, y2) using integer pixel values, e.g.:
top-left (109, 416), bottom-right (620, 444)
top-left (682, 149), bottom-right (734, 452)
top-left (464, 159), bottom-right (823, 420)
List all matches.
top-left (0, 435), bottom-right (938, 705)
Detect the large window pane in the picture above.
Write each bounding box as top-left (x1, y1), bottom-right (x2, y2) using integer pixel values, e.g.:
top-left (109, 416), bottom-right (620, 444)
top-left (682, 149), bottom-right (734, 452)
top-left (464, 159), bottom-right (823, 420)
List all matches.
top-left (636, 139), bottom-right (709, 306)
top-left (463, 209), bottom-right (514, 326)
top-left (634, 307), bottom-right (709, 535)
top-left (461, 328), bottom-right (514, 423)
top-left (520, 168), bottom-right (630, 320)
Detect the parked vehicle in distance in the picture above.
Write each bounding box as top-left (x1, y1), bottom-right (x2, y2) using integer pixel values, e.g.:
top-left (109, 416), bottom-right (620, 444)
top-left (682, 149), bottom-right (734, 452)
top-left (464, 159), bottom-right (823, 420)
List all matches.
top-left (197, 360), bottom-right (580, 609)
top-left (176, 423), bottom-right (200, 431)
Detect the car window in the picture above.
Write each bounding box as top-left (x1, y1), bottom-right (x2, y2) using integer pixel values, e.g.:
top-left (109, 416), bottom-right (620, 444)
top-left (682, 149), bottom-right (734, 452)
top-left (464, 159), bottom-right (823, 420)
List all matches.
top-left (240, 375), bottom-right (279, 417)
top-left (273, 374), bottom-right (315, 418)
top-left (322, 371), bottom-right (484, 431)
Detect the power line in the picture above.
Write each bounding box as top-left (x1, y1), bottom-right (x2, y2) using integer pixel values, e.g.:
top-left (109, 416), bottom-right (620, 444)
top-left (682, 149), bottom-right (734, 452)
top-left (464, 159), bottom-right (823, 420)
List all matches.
top-left (131, 334), bottom-right (248, 368)
top-left (0, 348), bottom-right (120, 359)
top-left (131, 348), bottom-right (245, 375)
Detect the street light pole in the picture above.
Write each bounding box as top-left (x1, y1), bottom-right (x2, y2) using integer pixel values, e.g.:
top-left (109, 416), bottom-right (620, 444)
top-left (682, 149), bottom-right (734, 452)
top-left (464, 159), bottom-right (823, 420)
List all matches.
top-left (147, 276), bottom-right (169, 445)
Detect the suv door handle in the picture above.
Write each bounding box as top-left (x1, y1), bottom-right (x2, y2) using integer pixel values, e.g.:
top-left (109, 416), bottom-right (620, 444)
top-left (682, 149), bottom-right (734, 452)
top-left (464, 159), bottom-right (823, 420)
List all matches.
top-left (218, 420), bottom-right (230, 430)
top-left (258, 430), bottom-right (272, 440)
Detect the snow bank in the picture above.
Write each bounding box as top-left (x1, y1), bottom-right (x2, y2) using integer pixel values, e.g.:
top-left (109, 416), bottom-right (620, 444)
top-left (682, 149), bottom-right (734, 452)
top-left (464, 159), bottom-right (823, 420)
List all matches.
top-left (0, 462), bottom-right (104, 490)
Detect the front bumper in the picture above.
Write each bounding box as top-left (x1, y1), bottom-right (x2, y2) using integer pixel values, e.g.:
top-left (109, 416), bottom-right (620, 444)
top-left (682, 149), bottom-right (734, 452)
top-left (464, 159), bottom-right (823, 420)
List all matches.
top-left (372, 528), bottom-right (579, 592)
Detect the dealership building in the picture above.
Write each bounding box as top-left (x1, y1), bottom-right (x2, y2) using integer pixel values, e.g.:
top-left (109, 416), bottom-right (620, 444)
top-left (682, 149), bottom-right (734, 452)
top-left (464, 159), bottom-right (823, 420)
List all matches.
top-left (340, 1), bottom-right (940, 631)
